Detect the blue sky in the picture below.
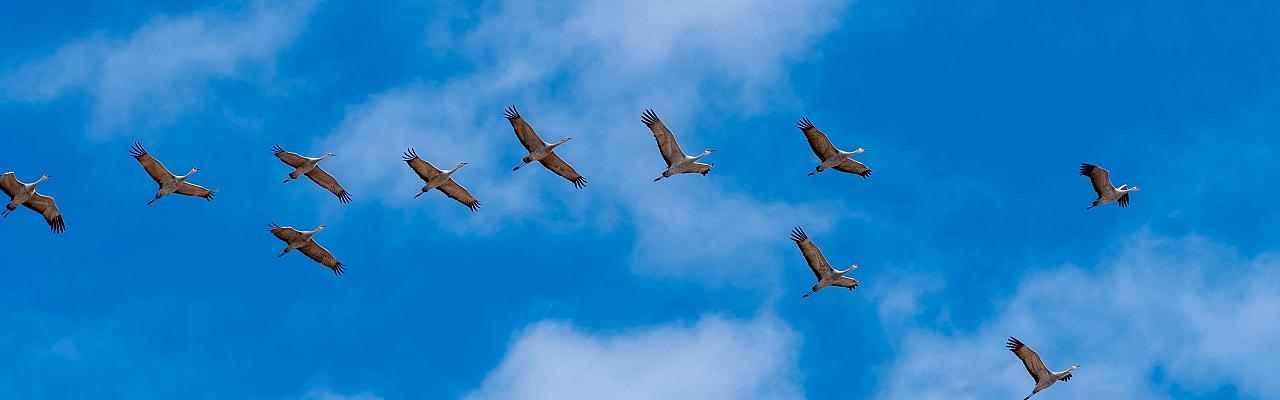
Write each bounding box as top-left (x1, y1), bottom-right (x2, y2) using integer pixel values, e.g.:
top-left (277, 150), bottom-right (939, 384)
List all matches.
top-left (1, 1), bottom-right (1278, 399)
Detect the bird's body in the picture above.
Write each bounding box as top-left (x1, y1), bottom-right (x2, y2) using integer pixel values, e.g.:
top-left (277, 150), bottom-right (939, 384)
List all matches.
top-left (790, 227), bottom-right (860, 298)
top-left (1079, 163), bottom-right (1139, 209)
top-left (505, 106), bottom-right (588, 188)
top-left (642, 109), bottom-right (715, 181)
top-left (273, 145), bottom-right (351, 203)
top-left (0, 172), bottom-right (65, 233)
top-left (129, 142), bottom-right (215, 204)
top-left (798, 118), bottom-right (871, 178)
top-left (268, 223), bottom-right (345, 275)
top-left (403, 148), bottom-right (481, 211)
top-left (1007, 337), bottom-right (1079, 400)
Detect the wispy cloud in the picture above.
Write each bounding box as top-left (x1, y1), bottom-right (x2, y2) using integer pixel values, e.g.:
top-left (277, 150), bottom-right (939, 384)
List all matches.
top-left (300, 388), bottom-right (383, 400)
top-left (875, 232), bottom-right (1280, 399)
top-left (466, 315), bottom-right (801, 400)
top-left (1, 0), bottom-right (314, 136)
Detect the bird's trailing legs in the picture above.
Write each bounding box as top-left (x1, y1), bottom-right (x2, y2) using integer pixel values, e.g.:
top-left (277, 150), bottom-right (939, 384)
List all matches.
top-left (654, 175), bottom-right (665, 182)
top-left (801, 290), bottom-right (817, 299)
top-left (512, 161), bottom-right (529, 171)
top-left (415, 190), bottom-right (427, 198)
top-left (1, 208), bottom-right (10, 217)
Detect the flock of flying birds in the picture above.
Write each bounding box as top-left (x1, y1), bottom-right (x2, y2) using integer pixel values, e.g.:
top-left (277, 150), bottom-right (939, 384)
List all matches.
top-left (2, 105), bottom-right (1142, 399)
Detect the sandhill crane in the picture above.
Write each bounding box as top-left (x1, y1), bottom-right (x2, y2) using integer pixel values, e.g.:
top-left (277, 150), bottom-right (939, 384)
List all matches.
top-left (0, 172), bottom-right (65, 233)
top-left (790, 227), bottom-right (860, 298)
top-left (129, 142), bottom-right (215, 204)
top-left (642, 109), bottom-right (715, 181)
top-left (272, 145), bottom-right (351, 203)
top-left (797, 118), bottom-right (870, 178)
top-left (505, 106), bottom-right (588, 189)
top-left (1006, 337), bottom-right (1079, 400)
top-left (268, 222), bottom-right (345, 275)
top-left (1079, 163), bottom-right (1139, 209)
top-left (402, 148), bottom-right (480, 211)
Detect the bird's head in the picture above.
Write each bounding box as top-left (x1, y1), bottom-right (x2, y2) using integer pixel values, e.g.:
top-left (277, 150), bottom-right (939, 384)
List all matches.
top-left (192, 167), bottom-right (201, 171)
top-left (841, 264), bottom-right (860, 274)
top-left (1129, 186), bottom-right (1141, 192)
top-left (1070, 364), bottom-right (1081, 371)
top-left (316, 224), bottom-right (328, 231)
top-left (323, 152), bottom-right (336, 158)
top-left (459, 162), bottom-right (470, 166)
top-left (559, 137), bottom-right (573, 143)
top-left (854, 147), bottom-right (866, 154)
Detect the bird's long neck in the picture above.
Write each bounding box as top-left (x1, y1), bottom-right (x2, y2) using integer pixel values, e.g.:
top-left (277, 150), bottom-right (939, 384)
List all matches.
top-left (180, 168), bottom-right (198, 180)
top-left (548, 138), bottom-right (570, 150)
top-left (29, 176), bottom-right (48, 190)
top-left (694, 150), bottom-right (713, 160)
top-left (447, 163), bottom-right (466, 175)
top-left (837, 265), bottom-right (859, 275)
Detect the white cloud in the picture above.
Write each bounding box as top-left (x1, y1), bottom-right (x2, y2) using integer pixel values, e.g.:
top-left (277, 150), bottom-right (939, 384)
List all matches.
top-left (318, 0), bottom-right (852, 282)
top-left (1, 0), bottom-right (314, 135)
top-left (875, 233), bottom-right (1280, 399)
top-left (467, 315), bottom-right (802, 400)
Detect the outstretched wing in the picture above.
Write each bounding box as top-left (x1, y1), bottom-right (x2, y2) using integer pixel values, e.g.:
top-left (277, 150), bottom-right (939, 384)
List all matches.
top-left (402, 148), bottom-right (442, 182)
top-left (642, 109), bottom-right (688, 166)
top-left (299, 241), bottom-right (345, 275)
top-left (538, 153), bottom-right (587, 189)
top-left (0, 172), bottom-right (21, 198)
top-left (790, 227), bottom-right (833, 280)
top-left (831, 276), bottom-right (860, 289)
top-left (23, 193), bottom-right (64, 233)
top-left (833, 159), bottom-right (872, 178)
top-left (304, 166), bottom-right (352, 203)
top-left (689, 162), bottom-right (712, 175)
top-left (438, 180), bottom-right (481, 211)
top-left (798, 117), bottom-right (840, 161)
top-left (129, 142), bottom-right (176, 185)
top-left (272, 145), bottom-right (309, 168)
top-left (1079, 163), bottom-right (1114, 198)
top-left (175, 182), bottom-right (215, 200)
top-left (1006, 337), bottom-right (1051, 383)
top-left (505, 106), bottom-right (548, 152)
top-left (268, 223), bottom-right (303, 243)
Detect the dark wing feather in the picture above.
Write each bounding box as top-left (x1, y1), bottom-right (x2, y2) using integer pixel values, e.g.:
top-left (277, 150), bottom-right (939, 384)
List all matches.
top-left (643, 109), bottom-right (687, 166)
top-left (798, 117), bottom-right (840, 160)
top-left (538, 153), bottom-right (587, 189)
top-left (831, 276), bottom-right (860, 289)
top-left (1118, 192), bottom-right (1130, 207)
top-left (299, 241), bottom-right (345, 275)
top-left (402, 148), bottom-right (442, 181)
top-left (304, 166), bottom-right (352, 203)
top-left (0, 172), bottom-right (21, 198)
top-left (272, 145), bottom-right (309, 168)
top-left (833, 159), bottom-right (872, 178)
top-left (129, 142), bottom-right (176, 185)
top-left (1006, 337), bottom-right (1051, 383)
top-left (268, 223), bottom-right (304, 242)
top-left (438, 180), bottom-right (481, 211)
top-left (506, 106), bottom-right (548, 152)
top-left (790, 227), bottom-right (833, 280)
top-left (1079, 163), bottom-right (1113, 197)
top-left (23, 193), bottom-right (64, 233)
top-left (175, 182), bottom-right (215, 200)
